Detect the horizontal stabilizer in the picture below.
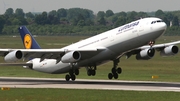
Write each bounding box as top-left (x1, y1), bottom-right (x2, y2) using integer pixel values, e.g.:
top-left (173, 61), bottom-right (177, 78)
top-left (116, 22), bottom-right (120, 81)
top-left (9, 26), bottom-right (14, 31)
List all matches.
top-left (0, 63), bottom-right (32, 66)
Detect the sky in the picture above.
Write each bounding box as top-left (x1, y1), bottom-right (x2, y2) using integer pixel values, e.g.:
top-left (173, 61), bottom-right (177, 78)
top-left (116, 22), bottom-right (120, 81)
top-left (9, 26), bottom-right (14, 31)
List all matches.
top-left (0, 0), bottom-right (180, 14)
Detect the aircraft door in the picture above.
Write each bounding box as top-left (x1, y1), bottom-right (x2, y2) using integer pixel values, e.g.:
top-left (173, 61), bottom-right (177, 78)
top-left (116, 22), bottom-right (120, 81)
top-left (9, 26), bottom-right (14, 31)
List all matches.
top-left (137, 23), bottom-right (145, 36)
top-left (139, 25), bottom-right (144, 32)
top-left (110, 33), bottom-right (115, 42)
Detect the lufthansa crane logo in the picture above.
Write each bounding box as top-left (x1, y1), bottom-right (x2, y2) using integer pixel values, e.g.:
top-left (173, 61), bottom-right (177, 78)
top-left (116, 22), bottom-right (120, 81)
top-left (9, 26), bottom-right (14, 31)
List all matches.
top-left (24, 34), bottom-right (32, 49)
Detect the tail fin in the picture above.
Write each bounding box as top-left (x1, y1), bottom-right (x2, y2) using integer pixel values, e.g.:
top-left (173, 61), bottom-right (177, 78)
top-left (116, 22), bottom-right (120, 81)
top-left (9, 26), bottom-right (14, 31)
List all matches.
top-left (18, 26), bottom-right (41, 49)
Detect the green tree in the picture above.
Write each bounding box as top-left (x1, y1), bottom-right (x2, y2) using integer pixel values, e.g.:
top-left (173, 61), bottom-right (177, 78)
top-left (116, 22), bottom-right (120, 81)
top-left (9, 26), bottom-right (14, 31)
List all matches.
top-left (48, 15), bottom-right (59, 24)
top-left (116, 12), bottom-right (127, 17)
top-left (67, 8), bottom-right (80, 20)
top-left (98, 17), bottom-right (106, 25)
top-left (155, 9), bottom-right (165, 18)
top-left (163, 17), bottom-right (170, 26)
top-left (67, 8), bottom-right (93, 22)
top-left (49, 10), bottom-right (57, 17)
top-left (35, 12), bottom-right (49, 25)
top-left (97, 11), bottom-right (105, 18)
top-left (11, 18), bottom-right (21, 25)
top-left (111, 15), bottom-right (118, 23)
top-left (85, 19), bottom-right (94, 26)
top-left (126, 11), bottom-right (138, 22)
top-left (0, 16), bottom-right (5, 33)
top-left (114, 16), bottom-right (126, 27)
top-left (26, 12), bottom-right (35, 18)
top-left (137, 12), bottom-right (148, 18)
top-left (166, 12), bottom-right (174, 21)
top-left (57, 8), bottom-right (67, 18)
top-left (77, 20), bottom-right (85, 26)
top-left (172, 16), bottom-right (179, 26)
top-left (106, 10), bottom-right (114, 17)
top-left (15, 8), bottom-right (25, 17)
top-left (77, 14), bottom-right (85, 21)
top-left (71, 18), bottom-right (79, 26)
top-left (4, 8), bottom-right (14, 16)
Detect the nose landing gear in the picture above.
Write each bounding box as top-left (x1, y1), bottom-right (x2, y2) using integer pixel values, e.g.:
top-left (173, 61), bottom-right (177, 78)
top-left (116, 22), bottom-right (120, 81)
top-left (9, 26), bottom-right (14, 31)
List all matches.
top-left (148, 41), bottom-right (155, 47)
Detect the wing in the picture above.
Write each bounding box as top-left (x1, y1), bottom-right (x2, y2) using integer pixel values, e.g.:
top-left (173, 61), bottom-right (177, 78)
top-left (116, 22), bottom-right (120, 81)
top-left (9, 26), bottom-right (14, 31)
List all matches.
top-left (124, 40), bottom-right (180, 59)
top-left (0, 47), bottom-right (106, 62)
top-left (139, 40), bottom-right (180, 50)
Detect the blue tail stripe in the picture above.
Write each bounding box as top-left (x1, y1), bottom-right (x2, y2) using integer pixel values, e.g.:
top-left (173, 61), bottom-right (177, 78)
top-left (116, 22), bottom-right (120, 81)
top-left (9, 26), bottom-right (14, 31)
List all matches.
top-left (19, 26), bottom-right (41, 49)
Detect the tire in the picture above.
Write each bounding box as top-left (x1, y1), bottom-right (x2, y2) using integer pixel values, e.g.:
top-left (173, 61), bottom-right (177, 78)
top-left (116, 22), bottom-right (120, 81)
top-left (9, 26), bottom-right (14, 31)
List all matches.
top-left (108, 73), bottom-right (113, 79)
top-left (71, 74), bottom-right (76, 81)
top-left (117, 67), bottom-right (122, 74)
top-left (75, 69), bottom-right (79, 75)
top-left (87, 69), bottom-right (92, 76)
top-left (111, 68), bottom-right (116, 74)
top-left (91, 70), bottom-right (96, 76)
top-left (113, 73), bottom-right (118, 79)
top-left (65, 74), bottom-right (70, 81)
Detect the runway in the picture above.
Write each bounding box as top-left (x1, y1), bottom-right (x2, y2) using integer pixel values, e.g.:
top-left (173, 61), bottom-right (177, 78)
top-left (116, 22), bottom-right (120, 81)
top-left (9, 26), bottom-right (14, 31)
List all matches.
top-left (0, 77), bottom-right (180, 92)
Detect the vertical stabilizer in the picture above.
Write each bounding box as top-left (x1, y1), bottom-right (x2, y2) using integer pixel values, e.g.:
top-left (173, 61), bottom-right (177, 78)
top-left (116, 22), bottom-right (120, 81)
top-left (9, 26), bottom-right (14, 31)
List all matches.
top-left (18, 26), bottom-right (41, 49)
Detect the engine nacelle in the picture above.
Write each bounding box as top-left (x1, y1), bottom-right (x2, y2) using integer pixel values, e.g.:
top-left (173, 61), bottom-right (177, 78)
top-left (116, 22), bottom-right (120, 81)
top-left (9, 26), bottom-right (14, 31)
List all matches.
top-left (160, 45), bottom-right (179, 56)
top-left (61, 51), bottom-right (81, 63)
top-left (136, 48), bottom-right (155, 60)
top-left (4, 50), bottom-right (23, 62)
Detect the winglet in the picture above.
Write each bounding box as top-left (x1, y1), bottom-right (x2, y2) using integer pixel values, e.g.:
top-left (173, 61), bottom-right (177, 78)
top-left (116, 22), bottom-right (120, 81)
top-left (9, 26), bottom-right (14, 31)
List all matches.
top-left (18, 26), bottom-right (41, 49)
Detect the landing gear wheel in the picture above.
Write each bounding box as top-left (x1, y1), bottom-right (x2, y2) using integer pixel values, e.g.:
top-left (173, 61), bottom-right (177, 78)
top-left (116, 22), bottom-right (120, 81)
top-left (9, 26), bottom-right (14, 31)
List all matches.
top-left (113, 73), bottom-right (118, 79)
top-left (117, 67), bottom-right (122, 74)
top-left (108, 73), bottom-right (113, 79)
top-left (71, 74), bottom-right (76, 81)
top-left (111, 68), bottom-right (116, 74)
top-left (87, 69), bottom-right (92, 76)
top-left (65, 74), bottom-right (70, 81)
top-left (91, 70), bottom-right (96, 76)
top-left (75, 69), bottom-right (79, 75)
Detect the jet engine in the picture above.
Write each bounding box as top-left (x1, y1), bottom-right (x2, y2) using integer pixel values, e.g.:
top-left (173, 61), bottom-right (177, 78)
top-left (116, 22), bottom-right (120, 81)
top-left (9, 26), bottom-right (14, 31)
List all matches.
top-left (4, 50), bottom-right (23, 62)
top-left (61, 51), bottom-right (81, 63)
top-left (160, 45), bottom-right (179, 56)
top-left (136, 48), bottom-right (155, 60)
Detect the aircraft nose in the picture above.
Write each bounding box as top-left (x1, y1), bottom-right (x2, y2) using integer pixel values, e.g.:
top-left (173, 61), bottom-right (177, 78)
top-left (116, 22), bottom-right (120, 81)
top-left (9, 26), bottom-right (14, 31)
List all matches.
top-left (161, 22), bottom-right (167, 30)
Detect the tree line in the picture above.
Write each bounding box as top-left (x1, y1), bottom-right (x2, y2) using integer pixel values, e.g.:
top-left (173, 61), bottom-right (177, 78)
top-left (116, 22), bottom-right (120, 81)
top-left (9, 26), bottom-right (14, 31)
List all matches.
top-left (0, 8), bottom-right (180, 36)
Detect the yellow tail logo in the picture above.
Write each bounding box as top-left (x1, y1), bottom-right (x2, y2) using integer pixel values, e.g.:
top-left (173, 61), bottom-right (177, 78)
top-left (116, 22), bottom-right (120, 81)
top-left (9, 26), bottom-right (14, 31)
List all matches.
top-left (24, 34), bottom-right (32, 49)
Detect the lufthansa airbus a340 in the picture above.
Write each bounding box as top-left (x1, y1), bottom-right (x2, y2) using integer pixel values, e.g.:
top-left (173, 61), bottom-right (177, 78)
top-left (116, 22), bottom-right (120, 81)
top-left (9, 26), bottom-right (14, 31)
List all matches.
top-left (0, 17), bottom-right (179, 81)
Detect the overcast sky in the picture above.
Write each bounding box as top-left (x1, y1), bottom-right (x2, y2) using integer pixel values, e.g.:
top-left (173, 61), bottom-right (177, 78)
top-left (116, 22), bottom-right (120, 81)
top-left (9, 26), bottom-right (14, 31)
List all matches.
top-left (0, 0), bottom-right (180, 14)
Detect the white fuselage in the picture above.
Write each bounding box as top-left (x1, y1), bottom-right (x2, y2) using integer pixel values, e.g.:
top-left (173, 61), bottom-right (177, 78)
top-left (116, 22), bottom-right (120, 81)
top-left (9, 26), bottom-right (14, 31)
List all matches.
top-left (30, 17), bottom-right (167, 74)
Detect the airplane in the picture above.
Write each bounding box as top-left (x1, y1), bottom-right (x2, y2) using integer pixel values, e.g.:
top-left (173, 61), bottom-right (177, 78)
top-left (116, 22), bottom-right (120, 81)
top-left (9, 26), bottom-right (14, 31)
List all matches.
top-left (0, 17), bottom-right (179, 81)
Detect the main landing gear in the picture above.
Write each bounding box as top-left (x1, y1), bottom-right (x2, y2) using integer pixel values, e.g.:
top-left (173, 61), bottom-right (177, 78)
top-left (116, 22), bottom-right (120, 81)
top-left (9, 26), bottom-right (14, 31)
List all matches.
top-left (108, 59), bottom-right (122, 79)
top-left (65, 69), bottom-right (79, 81)
top-left (86, 65), bottom-right (96, 76)
top-left (65, 65), bottom-right (97, 81)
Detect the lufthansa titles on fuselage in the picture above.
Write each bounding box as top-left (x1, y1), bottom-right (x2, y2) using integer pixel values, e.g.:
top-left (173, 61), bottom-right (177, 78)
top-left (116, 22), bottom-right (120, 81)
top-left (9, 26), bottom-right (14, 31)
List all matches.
top-left (118, 21), bottom-right (139, 33)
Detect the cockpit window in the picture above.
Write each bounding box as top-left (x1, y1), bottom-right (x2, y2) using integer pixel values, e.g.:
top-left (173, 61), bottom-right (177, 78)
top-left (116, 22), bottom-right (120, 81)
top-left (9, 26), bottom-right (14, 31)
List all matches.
top-left (157, 20), bottom-right (162, 22)
top-left (151, 20), bottom-right (163, 24)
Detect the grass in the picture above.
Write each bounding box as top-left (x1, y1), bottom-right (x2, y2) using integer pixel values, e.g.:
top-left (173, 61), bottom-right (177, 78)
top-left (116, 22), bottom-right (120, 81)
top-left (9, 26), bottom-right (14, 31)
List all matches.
top-left (0, 36), bottom-right (180, 101)
top-left (0, 88), bottom-right (180, 101)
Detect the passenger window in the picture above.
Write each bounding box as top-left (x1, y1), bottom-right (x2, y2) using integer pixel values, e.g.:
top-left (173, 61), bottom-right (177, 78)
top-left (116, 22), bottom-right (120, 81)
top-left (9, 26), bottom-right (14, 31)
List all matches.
top-left (151, 21), bottom-right (156, 24)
